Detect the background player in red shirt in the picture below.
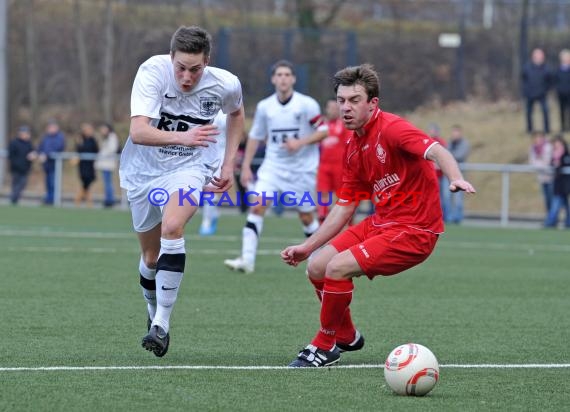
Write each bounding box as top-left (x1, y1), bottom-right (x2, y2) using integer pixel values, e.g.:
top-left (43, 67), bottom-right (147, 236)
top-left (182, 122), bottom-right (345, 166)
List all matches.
top-left (317, 99), bottom-right (352, 223)
top-left (281, 64), bottom-right (476, 367)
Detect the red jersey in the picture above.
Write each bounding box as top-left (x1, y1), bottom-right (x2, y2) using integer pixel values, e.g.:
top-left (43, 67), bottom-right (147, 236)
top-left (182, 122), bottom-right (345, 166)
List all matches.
top-left (339, 109), bottom-right (444, 233)
top-left (320, 119), bottom-right (352, 166)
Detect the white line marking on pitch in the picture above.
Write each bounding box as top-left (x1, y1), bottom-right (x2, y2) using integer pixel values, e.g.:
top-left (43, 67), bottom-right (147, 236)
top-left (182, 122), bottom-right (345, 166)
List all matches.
top-left (2, 228), bottom-right (570, 253)
top-left (1, 364), bottom-right (569, 372)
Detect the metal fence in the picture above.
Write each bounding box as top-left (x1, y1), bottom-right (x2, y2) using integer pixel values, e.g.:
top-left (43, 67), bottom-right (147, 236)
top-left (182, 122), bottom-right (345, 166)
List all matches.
top-left (0, 150), bottom-right (554, 227)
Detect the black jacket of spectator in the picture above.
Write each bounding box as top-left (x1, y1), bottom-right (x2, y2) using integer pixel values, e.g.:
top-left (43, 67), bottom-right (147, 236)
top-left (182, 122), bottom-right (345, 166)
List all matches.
top-left (554, 66), bottom-right (570, 95)
top-left (553, 151), bottom-right (570, 196)
top-left (522, 62), bottom-right (552, 99)
top-left (8, 137), bottom-right (34, 174)
top-left (77, 136), bottom-right (99, 184)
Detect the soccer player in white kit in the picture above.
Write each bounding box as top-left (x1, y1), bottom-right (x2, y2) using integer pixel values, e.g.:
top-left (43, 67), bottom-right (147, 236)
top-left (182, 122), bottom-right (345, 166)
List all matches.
top-left (224, 60), bottom-right (328, 273)
top-left (119, 26), bottom-right (245, 357)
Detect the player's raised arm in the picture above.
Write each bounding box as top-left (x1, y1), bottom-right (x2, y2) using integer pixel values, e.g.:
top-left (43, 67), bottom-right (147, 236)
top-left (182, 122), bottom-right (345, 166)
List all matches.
top-left (426, 143), bottom-right (476, 193)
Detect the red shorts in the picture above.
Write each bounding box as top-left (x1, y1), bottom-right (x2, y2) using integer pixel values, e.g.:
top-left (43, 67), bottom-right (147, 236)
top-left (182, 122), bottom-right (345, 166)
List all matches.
top-left (330, 217), bottom-right (439, 279)
top-left (317, 164), bottom-right (343, 192)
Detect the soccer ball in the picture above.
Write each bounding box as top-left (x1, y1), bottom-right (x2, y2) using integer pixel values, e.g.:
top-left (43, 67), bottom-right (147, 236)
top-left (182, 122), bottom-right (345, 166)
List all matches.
top-left (384, 343), bottom-right (439, 396)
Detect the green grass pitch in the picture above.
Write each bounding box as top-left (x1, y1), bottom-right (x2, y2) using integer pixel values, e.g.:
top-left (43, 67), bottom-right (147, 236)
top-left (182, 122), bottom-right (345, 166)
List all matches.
top-left (0, 205), bottom-right (569, 411)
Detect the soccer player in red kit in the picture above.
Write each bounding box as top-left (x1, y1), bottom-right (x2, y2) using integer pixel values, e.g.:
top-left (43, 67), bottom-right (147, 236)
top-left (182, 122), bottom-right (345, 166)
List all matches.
top-left (281, 64), bottom-right (476, 367)
top-left (317, 99), bottom-right (352, 222)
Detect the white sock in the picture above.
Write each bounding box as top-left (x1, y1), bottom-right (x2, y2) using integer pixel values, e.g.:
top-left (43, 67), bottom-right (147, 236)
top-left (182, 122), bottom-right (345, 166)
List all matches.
top-left (303, 218), bottom-right (319, 237)
top-left (139, 257), bottom-right (157, 321)
top-left (201, 202), bottom-right (219, 227)
top-left (153, 238), bottom-right (186, 333)
top-left (242, 213), bottom-right (263, 265)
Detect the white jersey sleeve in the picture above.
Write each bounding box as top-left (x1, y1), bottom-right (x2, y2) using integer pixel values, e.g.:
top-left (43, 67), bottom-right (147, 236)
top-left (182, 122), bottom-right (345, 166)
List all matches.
top-left (130, 58), bottom-right (168, 120)
top-left (221, 76), bottom-right (243, 115)
top-left (248, 101), bottom-right (267, 141)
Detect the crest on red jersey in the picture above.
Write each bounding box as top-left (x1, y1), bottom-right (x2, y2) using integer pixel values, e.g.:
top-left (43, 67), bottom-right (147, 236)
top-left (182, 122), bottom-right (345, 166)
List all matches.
top-left (376, 144), bottom-right (386, 163)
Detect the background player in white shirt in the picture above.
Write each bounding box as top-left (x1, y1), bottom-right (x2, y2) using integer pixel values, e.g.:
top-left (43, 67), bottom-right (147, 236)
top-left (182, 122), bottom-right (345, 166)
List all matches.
top-left (119, 26), bottom-right (245, 357)
top-left (224, 60), bottom-right (328, 273)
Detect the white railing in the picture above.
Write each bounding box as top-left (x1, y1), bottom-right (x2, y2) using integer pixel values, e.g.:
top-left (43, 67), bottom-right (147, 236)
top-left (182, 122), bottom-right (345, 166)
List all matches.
top-left (459, 163), bottom-right (550, 226)
top-left (0, 150), bottom-right (552, 226)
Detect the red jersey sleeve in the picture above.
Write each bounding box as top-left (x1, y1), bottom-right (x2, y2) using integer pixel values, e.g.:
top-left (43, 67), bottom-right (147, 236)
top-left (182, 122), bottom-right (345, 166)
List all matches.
top-left (387, 119), bottom-right (440, 159)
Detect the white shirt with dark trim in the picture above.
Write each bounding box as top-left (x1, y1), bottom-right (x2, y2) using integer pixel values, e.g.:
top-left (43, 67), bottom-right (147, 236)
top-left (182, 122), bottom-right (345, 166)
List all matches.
top-left (249, 91), bottom-right (325, 173)
top-left (119, 54), bottom-right (242, 192)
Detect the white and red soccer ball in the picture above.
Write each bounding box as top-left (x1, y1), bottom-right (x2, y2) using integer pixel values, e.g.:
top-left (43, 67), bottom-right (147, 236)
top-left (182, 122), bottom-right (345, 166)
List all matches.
top-left (384, 343), bottom-right (439, 396)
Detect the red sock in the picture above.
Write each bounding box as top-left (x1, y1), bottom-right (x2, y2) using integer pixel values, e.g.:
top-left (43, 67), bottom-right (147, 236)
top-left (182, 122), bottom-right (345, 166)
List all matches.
top-left (309, 278), bottom-right (324, 301)
top-left (309, 278), bottom-right (356, 344)
top-left (311, 277), bottom-right (353, 350)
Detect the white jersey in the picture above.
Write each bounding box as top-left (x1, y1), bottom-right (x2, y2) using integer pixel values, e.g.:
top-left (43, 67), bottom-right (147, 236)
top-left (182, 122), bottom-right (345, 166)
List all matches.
top-left (212, 111), bottom-right (227, 161)
top-left (119, 55), bottom-right (242, 192)
top-left (249, 91), bottom-right (325, 172)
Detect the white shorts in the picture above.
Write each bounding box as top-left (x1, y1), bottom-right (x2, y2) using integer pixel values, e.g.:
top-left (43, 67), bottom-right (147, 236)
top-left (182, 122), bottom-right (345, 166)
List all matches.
top-left (254, 164), bottom-right (317, 213)
top-left (127, 170), bottom-right (209, 233)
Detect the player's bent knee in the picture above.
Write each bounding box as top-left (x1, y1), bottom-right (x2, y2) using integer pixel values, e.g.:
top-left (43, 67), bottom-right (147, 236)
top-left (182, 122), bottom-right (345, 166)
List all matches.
top-left (142, 254), bottom-right (158, 270)
top-left (306, 258), bottom-right (326, 280)
top-left (325, 255), bottom-right (356, 280)
top-left (160, 219), bottom-right (185, 239)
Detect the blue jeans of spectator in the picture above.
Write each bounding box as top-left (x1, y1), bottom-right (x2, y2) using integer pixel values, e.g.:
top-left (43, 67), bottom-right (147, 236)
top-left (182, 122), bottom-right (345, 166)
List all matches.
top-left (102, 170), bottom-right (115, 206)
top-left (526, 96), bottom-right (550, 133)
top-left (10, 172), bottom-right (29, 204)
top-left (540, 182), bottom-right (553, 216)
top-left (449, 191), bottom-right (465, 223)
top-left (438, 175), bottom-right (451, 222)
top-left (44, 169), bottom-right (55, 204)
top-left (545, 194), bottom-right (570, 227)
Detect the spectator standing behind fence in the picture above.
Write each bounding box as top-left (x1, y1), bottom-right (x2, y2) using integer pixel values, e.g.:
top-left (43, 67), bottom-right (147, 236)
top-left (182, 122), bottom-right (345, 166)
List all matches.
top-left (74, 123), bottom-right (99, 207)
top-left (447, 125), bottom-right (470, 224)
top-left (95, 123), bottom-right (119, 208)
top-left (554, 49), bottom-right (570, 133)
top-left (8, 125), bottom-right (37, 205)
top-left (529, 131), bottom-right (554, 217)
top-left (544, 135), bottom-right (570, 228)
top-left (427, 122), bottom-right (450, 222)
top-left (38, 120), bottom-right (65, 205)
top-left (522, 48), bottom-right (552, 134)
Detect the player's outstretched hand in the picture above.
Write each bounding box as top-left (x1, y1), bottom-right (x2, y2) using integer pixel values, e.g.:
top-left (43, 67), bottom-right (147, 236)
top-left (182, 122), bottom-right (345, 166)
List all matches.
top-left (281, 244), bottom-right (311, 267)
top-left (449, 179), bottom-right (476, 193)
top-left (183, 124), bottom-right (219, 147)
top-left (205, 166), bottom-right (233, 193)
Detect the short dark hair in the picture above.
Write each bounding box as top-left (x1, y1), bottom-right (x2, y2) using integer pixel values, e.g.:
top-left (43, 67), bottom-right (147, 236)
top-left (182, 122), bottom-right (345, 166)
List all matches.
top-left (170, 26), bottom-right (212, 56)
top-left (270, 60), bottom-right (295, 76)
top-left (333, 64), bottom-right (380, 101)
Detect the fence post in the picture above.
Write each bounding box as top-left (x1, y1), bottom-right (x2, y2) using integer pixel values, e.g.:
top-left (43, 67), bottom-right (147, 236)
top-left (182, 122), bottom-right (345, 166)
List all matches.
top-left (346, 31), bottom-right (357, 66)
top-left (500, 170), bottom-right (510, 227)
top-left (216, 27), bottom-right (231, 70)
top-left (53, 155), bottom-right (63, 207)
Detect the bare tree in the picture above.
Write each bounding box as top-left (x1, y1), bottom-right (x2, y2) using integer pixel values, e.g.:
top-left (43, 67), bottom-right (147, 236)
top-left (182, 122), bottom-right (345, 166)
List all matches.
top-left (295, 0), bottom-right (346, 29)
top-left (515, 0), bottom-right (530, 90)
top-left (24, 0), bottom-right (39, 133)
top-left (74, 0), bottom-right (89, 114)
top-left (102, 0), bottom-right (114, 123)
